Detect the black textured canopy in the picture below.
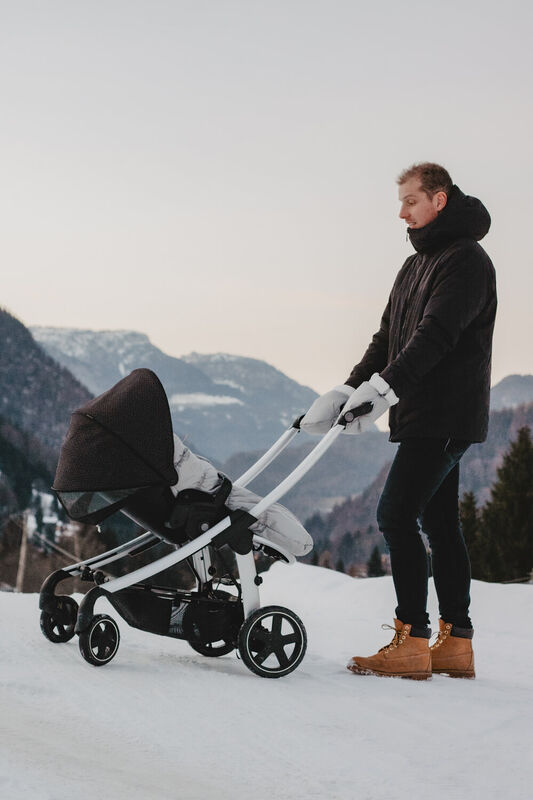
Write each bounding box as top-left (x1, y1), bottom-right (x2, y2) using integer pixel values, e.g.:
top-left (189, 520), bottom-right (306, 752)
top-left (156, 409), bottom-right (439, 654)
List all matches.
top-left (53, 369), bottom-right (178, 523)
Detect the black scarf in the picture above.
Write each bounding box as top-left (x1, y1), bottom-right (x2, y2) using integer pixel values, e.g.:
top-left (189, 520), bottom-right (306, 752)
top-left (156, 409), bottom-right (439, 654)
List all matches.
top-left (408, 185), bottom-right (491, 255)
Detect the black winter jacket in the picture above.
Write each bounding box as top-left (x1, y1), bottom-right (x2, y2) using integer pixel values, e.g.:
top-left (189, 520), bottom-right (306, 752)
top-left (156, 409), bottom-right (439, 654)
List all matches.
top-left (346, 186), bottom-right (497, 443)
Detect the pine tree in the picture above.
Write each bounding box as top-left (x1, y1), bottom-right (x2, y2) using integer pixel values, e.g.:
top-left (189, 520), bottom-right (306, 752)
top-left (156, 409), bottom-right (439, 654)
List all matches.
top-left (459, 491), bottom-right (486, 579)
top-left (479, 426), bottom-right (533, 581)
top-left (367, 544), bottom-right (385, 577)
top-left (335, 557), bottom-right (345, 573)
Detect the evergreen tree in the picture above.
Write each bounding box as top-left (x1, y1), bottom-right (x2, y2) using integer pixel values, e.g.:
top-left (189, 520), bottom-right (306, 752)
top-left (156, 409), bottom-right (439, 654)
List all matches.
top-left (304, 512), bottom-right (327, 544)
top-left (479, 426), bottom-right (533, 581)
top-left (339, 531), bottom-right (356, 564)
top-left (367, 544), bottom-right (385, 577)
top-left (459, 491), bottom-right (486, 579)
top-left (335, 557), bottom-right (345, 573)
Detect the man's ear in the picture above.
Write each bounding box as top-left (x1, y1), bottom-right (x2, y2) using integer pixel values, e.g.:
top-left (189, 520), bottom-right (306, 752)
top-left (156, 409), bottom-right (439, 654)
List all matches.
top-left (434, 191), bottom-right (448, 212)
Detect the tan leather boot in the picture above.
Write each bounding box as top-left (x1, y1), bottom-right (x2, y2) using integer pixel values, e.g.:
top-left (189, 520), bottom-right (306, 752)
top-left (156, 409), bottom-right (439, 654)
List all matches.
top-left (430, 619), bottom-right (475, 678)
top-left (347, 619), bottom-right (432, 680)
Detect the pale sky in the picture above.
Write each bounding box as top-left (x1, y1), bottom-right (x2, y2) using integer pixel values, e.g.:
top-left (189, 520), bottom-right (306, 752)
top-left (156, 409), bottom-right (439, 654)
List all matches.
top-left (2, 0), bottom-right (532, 393)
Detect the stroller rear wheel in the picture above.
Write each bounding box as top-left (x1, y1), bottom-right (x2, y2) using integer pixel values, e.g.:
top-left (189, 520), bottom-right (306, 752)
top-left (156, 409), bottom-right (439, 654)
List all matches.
top-left (78, 614), bottom-right (120, 666)
top-left (238, 606), bottom-right (307, 678)
top-left (188, 639), bottom-right (235, 657)
top-left (40, 596), bottom-right (78, 643)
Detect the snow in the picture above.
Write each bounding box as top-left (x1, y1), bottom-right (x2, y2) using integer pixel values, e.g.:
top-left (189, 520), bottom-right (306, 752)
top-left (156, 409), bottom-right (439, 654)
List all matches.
top-left (1, 566), bottom-right (531, 800)
top-left (31, 327), bottom-right (150, 361)
top-left (169, 393), bottom-right (244, 407)
top-left (185, 352), bottom-right (240, 363)
top-left (213, 378), bottom-right (245, 391)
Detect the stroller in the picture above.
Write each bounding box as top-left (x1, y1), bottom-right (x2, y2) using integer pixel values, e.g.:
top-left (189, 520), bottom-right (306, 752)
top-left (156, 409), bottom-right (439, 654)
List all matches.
top-left (39, 369), bottom-right (369, 678)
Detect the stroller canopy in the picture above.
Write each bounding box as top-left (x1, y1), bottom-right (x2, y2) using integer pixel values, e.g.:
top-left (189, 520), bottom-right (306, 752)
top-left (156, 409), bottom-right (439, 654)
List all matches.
top-left (53, 369), bottom-right (178, 524)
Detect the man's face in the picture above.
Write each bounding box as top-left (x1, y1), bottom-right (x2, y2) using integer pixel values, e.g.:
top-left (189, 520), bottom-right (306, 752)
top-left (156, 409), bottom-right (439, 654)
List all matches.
top-left (398, 177), bottom-right (446, 229)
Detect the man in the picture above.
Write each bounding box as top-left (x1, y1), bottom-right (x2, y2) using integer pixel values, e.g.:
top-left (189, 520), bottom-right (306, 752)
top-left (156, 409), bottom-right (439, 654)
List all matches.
top-left (301, 163), bottom-right (497, 680)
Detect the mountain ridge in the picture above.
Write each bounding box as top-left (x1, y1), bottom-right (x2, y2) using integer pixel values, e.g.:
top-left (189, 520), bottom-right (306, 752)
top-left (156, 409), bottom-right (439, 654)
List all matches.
top-left (31, 326), bottom-right (318, 462)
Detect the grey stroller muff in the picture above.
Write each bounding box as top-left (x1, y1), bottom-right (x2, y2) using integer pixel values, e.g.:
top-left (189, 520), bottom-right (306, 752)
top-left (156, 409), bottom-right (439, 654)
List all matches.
top-left (39, 369), bottom-right (370, 678)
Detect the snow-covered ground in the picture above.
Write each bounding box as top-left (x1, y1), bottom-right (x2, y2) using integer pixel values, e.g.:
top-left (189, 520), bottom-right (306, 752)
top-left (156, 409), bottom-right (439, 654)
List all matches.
top-left (1, 565), bottom-right (531, 800)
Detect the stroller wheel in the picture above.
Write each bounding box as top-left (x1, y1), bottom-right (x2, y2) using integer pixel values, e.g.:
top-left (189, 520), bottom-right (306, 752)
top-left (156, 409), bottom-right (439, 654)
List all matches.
top-left (188, 639), bottom-right (235, 658)
top-left (40, 596), bottom-right (78, 643)
top-left (238, 606), bottom-right (307, 678)
top-left (188, 639), bottom-right (235, 657)
top-left (78, 614), bottom-right (120, 666)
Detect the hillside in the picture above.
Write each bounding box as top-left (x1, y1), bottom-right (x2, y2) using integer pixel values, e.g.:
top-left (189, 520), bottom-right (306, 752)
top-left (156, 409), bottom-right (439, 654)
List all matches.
top-left (0, 567), bottom-right (530, 800)
top-left (0, 416), bottom-right (52, 512)
top-left (0, 310), bottom-right (91, 465)
top-left (461, 402), bottom-right (533, 502)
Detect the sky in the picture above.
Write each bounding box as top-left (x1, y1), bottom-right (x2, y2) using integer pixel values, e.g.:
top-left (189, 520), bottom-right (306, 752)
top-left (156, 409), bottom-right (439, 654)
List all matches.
top-left (2, 0), bottom-right (532, 393)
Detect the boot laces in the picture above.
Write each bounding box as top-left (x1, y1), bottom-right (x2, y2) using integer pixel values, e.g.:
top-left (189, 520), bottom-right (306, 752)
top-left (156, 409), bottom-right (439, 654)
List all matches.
top-left (378, 624), bottom-right (404, 652)
top-left (430, 624), bottom-right (451, 649)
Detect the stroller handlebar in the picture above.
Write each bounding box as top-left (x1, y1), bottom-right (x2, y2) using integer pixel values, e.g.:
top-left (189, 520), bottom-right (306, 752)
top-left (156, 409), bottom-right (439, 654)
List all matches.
top-left (235, 427), bottom-right (300, 488)
top-left (235, 400), bottom-right (373, 491)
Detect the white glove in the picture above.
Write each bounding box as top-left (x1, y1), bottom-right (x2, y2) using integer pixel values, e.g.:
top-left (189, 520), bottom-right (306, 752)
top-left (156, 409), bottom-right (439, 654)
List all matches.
top-left (341, 373), bottom-right (399, 434)
top-left (300, 385), bottom-right (354, 435)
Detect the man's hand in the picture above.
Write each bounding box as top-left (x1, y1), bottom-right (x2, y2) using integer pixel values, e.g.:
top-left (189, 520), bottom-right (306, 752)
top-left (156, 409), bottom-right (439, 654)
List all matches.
top-left (341, 373), bottom-right (399, 434)
top-left (300, 385), bottom-right (354, 434)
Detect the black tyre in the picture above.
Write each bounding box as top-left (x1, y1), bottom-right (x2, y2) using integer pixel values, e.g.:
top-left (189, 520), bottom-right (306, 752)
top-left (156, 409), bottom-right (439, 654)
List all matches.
top-left (78, 614), bottom-right (120, 666)
top-left (185, 589), bottom-right (241, 657)
top-left (40, 596), bottom-right (79, 643)
top-left (238, 606), bottom-right (307, 678)
top-left (187, 638), bottom-right (235, 657)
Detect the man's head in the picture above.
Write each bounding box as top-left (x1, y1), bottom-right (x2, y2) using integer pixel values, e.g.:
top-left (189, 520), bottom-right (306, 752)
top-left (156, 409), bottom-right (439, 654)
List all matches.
top-left (397, 162), bottom-right (453, 229)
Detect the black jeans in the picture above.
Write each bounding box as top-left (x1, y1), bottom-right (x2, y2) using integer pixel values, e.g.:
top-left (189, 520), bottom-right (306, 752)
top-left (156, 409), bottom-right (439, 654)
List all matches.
top-left (376, 438), bottom-right (472, 630)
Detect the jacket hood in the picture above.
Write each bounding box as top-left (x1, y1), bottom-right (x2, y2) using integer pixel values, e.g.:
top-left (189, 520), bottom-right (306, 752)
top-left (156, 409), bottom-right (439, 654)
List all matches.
top-left (408, 185), bottom-right (491, 254)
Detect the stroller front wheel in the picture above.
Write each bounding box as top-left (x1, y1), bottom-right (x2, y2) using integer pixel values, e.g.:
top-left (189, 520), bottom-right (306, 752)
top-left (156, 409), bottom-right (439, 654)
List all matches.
top-left (238, 606), bottom-right (307, 678)
top-left (78, 614), bottom-right (120, 666)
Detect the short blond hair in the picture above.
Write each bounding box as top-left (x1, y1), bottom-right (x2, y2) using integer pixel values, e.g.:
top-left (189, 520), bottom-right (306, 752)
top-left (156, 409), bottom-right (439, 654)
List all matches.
top-left (397, 162), bottom-right (453, 198)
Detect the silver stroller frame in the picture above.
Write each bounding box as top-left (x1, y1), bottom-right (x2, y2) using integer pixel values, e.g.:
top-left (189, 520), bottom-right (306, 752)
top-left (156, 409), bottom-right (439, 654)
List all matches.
top-left (39, 402), bottom-right (370, 678)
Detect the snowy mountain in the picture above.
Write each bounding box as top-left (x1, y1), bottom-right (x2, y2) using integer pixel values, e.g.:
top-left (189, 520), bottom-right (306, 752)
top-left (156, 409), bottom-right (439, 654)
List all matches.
top-left (1, 567), bottom-right (531, 800)
top-left (490, 374), bottom-right (533, 410)
top-left (31, 327), bottom-right (318, 462)
top-left (183, 351), bottom-right (316, 420)
top-left (30, 327), bottom-right (219, 398)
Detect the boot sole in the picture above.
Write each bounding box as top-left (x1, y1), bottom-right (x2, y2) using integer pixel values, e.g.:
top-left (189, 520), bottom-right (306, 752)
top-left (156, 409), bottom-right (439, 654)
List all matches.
top-left (347, 664), bottom-right (431, 681)
top-left (432, 668), bottom-right (475, 679)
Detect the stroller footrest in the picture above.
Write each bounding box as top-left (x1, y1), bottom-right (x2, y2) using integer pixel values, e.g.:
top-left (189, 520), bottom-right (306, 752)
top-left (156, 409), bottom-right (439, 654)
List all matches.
top-left (212, 510), bottom-right (256, 554)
